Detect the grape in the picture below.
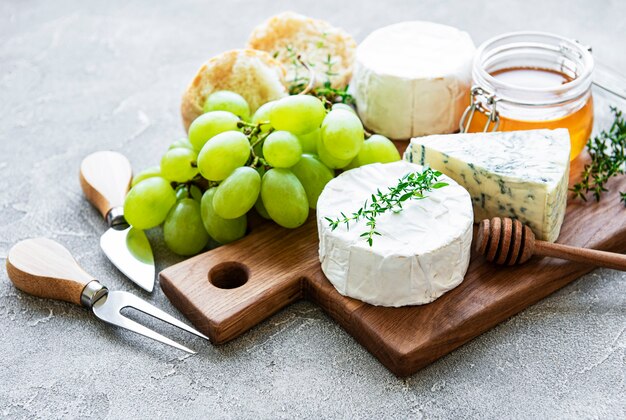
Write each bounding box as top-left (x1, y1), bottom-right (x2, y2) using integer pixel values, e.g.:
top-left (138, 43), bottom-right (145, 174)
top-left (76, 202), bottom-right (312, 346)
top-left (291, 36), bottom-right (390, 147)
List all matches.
top-left (331, 103), bottom-right (356, 114)
top-left (347, 134), bottom-right (401, 169)
top-left (321, 109), bottom-right (364, 160)
top-left (189, 184), bottom-right (203, 202)
top-left (175, 185), bottom-right (188, 201)
top-left (175, 184), bottom-right (203, 203)
top-left (131, 166), bottom-right (161, 187)
top-left (203, 91), bottom-right (250, 121)
top-left (262, 131), bottom-right (302, 168)
top-left (201, 188), bottom-right (247, 244)
top-left (290, 154), bottom-right (334, 209)
top-left (251, 101), bottom-right (275, 133)
top-left (213, 166), bottom-right (261, 219)
top-left (124, 177), bottom-right (176, 230)
top-left (316, 135), bottom-right (352, 169)
top-left (163, 198), bottom-right (209, 256)
top-left (297, 128), bottom-right (319, 154)
top-left (261, 168), bottom-right (309, 228)
top-left (269, 95), bottom-right (326, 135)
top-left (188, 111), bottom-right (240, 150)
top-left (160, 147), bottom-right (198, 182)
top-left (197, 131), bottom-right (251, 181)
top-left (169, 138), bottom-right (194, 150)
top-left (254, 195), bottom-right (271, 219)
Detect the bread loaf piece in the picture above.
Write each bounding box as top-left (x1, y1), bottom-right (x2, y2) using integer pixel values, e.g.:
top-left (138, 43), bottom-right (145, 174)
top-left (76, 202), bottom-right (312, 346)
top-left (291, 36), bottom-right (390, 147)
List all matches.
top-left (181, 49), bottom-right (288, 131)
top-left (248, 12), bottom-right (356, 91)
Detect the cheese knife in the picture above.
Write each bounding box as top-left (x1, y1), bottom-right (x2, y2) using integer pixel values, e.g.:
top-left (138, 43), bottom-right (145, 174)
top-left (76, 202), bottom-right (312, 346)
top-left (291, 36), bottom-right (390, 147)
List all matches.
top-left (79, 151), bottom-right (155, 292)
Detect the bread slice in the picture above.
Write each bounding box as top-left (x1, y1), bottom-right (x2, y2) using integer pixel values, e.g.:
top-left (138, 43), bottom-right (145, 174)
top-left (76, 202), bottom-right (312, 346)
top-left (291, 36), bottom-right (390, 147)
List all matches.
top-left (181, 49), bottom-right (288, 131)
top-left (247, 12), bottom-right (356, 91)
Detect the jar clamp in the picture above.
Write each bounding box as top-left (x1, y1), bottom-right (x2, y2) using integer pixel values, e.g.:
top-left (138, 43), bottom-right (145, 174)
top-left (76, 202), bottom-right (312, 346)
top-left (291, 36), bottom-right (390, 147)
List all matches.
top-left (459, 32), bottom-right (625, 159)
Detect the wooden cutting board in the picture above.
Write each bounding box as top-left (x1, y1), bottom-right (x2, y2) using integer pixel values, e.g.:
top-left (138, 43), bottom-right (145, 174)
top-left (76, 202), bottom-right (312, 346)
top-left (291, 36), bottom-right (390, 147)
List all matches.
top-left (160, 152), bottom-right (626, 377)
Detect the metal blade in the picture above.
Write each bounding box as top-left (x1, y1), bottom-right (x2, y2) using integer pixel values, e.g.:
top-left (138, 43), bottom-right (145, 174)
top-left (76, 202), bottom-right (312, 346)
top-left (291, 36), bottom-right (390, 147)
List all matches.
top-left (100, 226), bottom-right (155, 292)
top-left (92, 291), bottom-right (208, 353)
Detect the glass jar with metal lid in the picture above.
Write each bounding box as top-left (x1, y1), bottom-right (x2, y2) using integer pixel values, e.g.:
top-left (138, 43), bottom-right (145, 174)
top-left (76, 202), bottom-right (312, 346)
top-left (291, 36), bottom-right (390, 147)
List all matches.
top-left (460, 32), bottom-right (620, 160)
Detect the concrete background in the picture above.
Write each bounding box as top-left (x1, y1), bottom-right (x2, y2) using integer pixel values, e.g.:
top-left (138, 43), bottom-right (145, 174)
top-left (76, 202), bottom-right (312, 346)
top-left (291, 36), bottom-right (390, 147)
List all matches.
top-left (1, 0), bottom-right (625, 418)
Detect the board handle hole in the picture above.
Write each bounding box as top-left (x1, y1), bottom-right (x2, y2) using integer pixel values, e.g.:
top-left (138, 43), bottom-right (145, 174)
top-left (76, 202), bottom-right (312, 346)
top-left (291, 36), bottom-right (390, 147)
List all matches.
top-left (209, 262), bottom-right (249, 289)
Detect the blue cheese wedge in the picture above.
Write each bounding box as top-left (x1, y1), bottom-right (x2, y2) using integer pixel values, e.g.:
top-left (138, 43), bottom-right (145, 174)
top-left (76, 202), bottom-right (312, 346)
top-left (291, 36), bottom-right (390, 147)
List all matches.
top-left (404, 129), bottom-right (571, 242)
top-left (316, 161), bottom-right (473, 307)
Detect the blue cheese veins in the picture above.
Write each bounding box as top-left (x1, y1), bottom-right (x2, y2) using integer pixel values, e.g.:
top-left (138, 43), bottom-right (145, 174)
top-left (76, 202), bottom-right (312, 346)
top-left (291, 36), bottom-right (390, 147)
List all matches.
top-left (404, 129), bottom-right (571, 242)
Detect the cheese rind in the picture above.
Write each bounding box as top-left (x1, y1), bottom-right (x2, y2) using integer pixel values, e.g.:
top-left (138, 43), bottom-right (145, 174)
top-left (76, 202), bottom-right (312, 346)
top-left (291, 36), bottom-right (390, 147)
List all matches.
top-left (404, 129), bottom-right (571, 242)
top-left (316, 161), bottom-right (473, 307)
top-left (351, 21), bottom-right (475, 139)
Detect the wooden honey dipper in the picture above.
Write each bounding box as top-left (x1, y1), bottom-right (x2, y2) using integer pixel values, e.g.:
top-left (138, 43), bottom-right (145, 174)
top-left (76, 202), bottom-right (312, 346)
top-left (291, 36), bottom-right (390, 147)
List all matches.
top-left (475, 217), bottom-right (626, 271)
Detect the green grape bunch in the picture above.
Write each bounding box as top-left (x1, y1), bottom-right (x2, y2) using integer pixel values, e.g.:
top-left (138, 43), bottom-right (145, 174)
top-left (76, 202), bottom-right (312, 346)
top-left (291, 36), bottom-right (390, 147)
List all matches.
top-left (123, 88), bottom-right (401, 256)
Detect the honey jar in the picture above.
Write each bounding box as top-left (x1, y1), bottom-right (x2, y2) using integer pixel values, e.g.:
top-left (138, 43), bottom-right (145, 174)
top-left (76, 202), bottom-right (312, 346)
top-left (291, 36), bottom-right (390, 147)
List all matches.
top-left (460, 32), bottom-right (595, 160)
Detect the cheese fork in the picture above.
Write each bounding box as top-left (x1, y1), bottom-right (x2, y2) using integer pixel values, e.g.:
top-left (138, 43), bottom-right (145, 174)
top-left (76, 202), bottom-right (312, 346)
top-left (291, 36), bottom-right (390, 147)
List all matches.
top-left (5, 237), bottom-right (208, 353)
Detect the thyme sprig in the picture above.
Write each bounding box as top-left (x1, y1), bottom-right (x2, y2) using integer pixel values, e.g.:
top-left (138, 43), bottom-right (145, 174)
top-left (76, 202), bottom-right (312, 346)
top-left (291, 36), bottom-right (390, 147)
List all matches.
top-left (312, 81), bottom-right (355, 108)
top-left (325, 169), bottom-right (448, 246)
top-left (280, 45), bottom-right (310, 94)
top-left (571, 107), bottom-right (626, 204)
top-left (279, 45), bottom-right (354, 107)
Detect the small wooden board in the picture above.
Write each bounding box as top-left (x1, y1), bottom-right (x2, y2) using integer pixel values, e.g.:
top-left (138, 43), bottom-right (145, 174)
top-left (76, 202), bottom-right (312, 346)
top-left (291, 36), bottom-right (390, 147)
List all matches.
top-left (160, 153), bottom-right (626, 377)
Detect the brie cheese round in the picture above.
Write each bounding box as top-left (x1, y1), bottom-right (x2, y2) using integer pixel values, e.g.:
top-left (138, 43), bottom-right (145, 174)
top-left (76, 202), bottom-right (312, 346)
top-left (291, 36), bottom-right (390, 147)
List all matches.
top-left (317, 161), bottom-right (473, 307)
top-left (351, 21), bottom-right (476, 139)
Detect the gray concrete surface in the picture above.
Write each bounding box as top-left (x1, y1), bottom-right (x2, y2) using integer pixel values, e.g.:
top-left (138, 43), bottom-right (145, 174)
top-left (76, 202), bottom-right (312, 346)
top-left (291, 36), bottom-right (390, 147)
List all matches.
top-left (1, 0), bottom-right (625, 418)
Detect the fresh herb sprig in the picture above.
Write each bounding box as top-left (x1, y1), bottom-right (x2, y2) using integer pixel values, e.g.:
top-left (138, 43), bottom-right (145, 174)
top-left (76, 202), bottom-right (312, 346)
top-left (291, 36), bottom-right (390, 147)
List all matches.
top-left (312, 81), bottom-right (355, 107)
top-left (571, 107), bottom-right (626, 204)
top-left (325, 169), bottom-right (448, 246)
top-left (281, 46), bottom-right (311, 94)
top-left (278, 46), bottom-right (354, 107)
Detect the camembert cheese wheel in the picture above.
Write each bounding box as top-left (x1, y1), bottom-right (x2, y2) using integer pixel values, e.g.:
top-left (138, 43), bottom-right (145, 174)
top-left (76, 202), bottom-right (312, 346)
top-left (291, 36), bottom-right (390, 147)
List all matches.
top-left (351, 21), bottom-right (476, 139)
top-left (316, 161), bottom-right (473, 307)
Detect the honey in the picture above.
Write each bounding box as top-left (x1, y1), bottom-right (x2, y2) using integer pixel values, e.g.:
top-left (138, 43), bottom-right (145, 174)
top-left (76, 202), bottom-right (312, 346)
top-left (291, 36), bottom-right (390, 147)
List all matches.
top-left (492, 67), bottom-right (572, 88)
top-left (464, 32), bottom-right (595, 161)
top-left (468, 67), bottom-right (594, 160)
